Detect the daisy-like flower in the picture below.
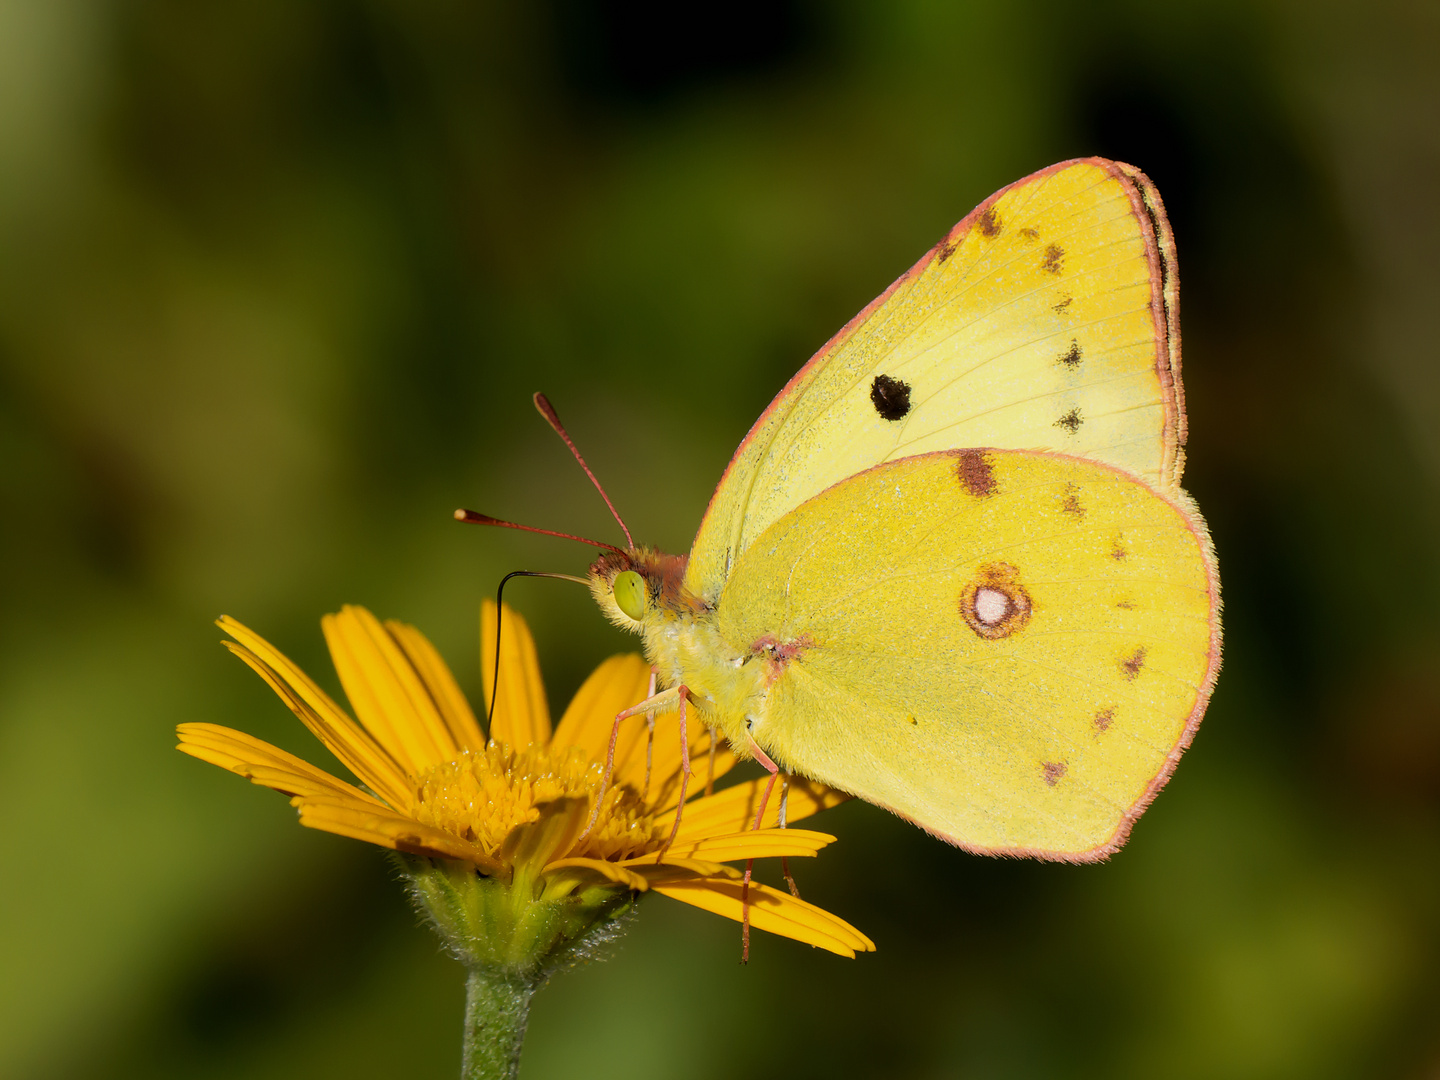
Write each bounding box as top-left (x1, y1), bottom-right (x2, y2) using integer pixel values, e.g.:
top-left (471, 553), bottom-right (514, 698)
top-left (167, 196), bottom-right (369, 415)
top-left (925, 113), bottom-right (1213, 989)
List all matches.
top-left (179, 601), bottom-right (871, 1078)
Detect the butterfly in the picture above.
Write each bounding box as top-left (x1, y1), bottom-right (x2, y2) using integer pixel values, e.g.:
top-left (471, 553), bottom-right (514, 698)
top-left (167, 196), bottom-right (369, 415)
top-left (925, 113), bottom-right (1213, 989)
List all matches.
top-left (471, 158), bottom-right (1221, 862)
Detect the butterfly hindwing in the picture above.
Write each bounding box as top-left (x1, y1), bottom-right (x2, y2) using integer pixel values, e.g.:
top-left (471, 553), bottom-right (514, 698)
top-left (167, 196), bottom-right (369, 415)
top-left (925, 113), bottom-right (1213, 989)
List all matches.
top-left (686, 158), bottom-right (1182, 606)
top-left (714, 449), bottom-right (1218, 859)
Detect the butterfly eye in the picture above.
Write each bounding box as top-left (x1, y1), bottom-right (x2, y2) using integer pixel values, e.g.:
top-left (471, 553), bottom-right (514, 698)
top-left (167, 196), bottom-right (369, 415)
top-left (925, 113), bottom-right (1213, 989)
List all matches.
top-left (612, 570), bottom-right (648, 621)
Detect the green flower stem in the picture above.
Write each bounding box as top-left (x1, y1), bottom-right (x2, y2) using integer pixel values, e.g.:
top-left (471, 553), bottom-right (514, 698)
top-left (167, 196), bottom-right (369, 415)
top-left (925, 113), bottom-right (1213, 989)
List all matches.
top-left (462, 965), bottom-right (536, 1080)
top-left (396, 842), bottom-right (634, 1079)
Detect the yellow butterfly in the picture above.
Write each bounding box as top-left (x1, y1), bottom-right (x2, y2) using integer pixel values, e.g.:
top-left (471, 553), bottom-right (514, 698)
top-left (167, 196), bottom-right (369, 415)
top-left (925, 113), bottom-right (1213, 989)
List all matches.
top-left (474, 158), bottom-right (1221, 861)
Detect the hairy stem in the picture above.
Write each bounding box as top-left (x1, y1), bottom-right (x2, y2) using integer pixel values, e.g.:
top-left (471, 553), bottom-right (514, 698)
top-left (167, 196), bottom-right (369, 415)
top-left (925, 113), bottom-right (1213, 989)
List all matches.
top-left (461, 965), bottom-right (536, 1080)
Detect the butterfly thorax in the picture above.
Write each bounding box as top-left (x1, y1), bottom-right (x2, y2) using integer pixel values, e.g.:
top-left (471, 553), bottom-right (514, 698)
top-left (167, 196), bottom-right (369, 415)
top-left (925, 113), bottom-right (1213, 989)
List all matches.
top-left (587, 546), bottom-right (769, 759)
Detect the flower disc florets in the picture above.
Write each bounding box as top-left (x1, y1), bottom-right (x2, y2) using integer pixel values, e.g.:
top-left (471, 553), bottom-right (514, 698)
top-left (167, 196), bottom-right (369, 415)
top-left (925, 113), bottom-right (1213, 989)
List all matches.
top-left (413, 742), bottom-right (655, 866)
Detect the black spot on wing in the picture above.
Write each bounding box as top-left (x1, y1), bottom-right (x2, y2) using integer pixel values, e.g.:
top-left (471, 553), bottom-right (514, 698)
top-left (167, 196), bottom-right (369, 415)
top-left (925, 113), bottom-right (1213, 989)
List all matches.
top-left (1055, 408), bottom-right (1083, 434)
top-left (870, 374), bottom-right (912, 420)
top-left (1057, 340), bottom-right (1082, 368)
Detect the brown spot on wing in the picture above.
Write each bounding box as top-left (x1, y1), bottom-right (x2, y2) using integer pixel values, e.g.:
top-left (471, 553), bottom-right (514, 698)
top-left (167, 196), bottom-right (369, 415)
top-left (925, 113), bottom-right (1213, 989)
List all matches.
top-left (957, 450), bottom-right (996, 497)
top-left (1042, 761), bottom-right (1067, 786)
top-left (1057, 340), bottom-right (1082, 368)
top-left (1055, 408), bottom-right (1082, 434)
top-left (1053, 295), bottom-right (1072, 313)
top-left (1043, 244), bottom-right (1064, 274)
top-left (1060, 483), bottom-right (1085, 514)
top-left (937, 238), bottom-right (957, 263)
top-left (1020, 226), bottom-right (1039, 240)
top-left (977, 208), bottom-right (1001, 237)
top-left (1111, 537), bottom-right (1127, 560)
top-left (1093, 707), bottom-right (1115, 734)
top-left (1115, 599), bottom-right (1136, 610)
top-left (1121, 646), bottom-right (1148, 680)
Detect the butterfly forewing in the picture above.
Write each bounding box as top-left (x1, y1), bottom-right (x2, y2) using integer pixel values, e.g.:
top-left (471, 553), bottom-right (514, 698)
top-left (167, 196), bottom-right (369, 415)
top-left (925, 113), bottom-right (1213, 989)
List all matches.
top-left (715, 450), bottom-right (1218, 859)
top-left (687, 158), bottom-right (1182, 606)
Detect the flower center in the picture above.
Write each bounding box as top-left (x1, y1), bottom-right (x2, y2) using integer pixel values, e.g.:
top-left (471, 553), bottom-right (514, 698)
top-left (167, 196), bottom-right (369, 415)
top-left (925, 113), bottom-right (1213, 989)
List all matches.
top-left (411, 742), bottom-right (656, 866)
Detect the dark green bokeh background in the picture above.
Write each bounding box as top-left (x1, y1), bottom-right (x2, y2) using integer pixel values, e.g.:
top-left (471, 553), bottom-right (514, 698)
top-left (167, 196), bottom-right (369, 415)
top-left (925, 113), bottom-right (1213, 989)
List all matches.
top-left (3, 1), bottom-right (1439, 1077)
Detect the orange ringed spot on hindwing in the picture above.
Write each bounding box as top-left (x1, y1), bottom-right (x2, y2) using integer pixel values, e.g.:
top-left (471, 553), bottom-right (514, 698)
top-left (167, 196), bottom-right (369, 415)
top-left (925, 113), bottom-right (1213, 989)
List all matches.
top-left (957, 450), bottom-right (996, 497)
top-left (1042, 761), bottom-right (1067, 786)
top-left (959, 563), bottom-right (1032, 640)
top-left (977, 208), bottom-right (1002, 237)
top-left (870, 374), bottom-right (912, 421)
top-left (1042, 243), bottom-right (1064, 274)
top-left (1121, 646), bottom-right (1148, 680)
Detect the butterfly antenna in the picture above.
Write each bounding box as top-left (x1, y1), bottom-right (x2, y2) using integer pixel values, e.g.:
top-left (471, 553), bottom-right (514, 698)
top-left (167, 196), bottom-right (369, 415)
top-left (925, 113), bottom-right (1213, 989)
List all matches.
top-left (454, 509), bottom-right (627, 555)
top-left (533, 392), bottom-right (635, 549)
top-left (487, 569), bottom-right (589, 726)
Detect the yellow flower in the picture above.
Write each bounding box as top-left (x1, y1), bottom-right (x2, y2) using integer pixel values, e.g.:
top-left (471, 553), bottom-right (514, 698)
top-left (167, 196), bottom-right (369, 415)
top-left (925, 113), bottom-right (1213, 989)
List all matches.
top-left (178, 602), bottom-right (873, 958)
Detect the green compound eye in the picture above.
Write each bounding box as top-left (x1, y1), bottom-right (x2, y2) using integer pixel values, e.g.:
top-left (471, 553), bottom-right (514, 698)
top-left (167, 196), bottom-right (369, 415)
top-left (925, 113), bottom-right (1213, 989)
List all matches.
top-left (612, 570), bottom-right (648, 621)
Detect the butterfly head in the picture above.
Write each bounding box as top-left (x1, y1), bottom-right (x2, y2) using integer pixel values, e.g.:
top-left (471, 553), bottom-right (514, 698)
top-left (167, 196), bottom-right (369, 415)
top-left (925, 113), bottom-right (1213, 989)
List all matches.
top-left (587, 547), bottom-right (696, 635)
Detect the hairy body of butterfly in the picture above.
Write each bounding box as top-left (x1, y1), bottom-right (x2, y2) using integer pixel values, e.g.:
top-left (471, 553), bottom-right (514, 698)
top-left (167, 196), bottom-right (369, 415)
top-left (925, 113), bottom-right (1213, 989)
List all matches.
top-left (582, 157), bottom-right (1220, 862)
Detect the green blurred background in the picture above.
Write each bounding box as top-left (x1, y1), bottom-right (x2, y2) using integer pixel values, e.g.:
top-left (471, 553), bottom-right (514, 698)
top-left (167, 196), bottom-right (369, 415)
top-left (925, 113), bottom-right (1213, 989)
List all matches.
top-left (3, 1), bottom-right (1439, 1076)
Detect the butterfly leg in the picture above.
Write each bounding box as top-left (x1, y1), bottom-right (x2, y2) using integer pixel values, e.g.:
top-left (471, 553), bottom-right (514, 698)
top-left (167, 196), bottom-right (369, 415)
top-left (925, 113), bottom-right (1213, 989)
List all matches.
top-left (655, 686), bottom-right (693, 863)
top-left (579, 683), bottom-right (687, 844)
top-left (641, 667), bottom-right (658, 802)
top-left (740, 733), bottom-right (781, 963)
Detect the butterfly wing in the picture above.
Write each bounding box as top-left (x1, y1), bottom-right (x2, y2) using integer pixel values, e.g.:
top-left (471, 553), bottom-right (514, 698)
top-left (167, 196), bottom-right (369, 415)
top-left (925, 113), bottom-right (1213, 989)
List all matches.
top-left (714, 449), bottom-right (1219, 859)
top-left (686, 158), bottom-right (1183, 605)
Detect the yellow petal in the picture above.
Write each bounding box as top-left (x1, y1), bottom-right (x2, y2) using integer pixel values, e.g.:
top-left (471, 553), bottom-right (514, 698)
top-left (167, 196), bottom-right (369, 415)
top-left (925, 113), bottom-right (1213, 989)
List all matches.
top-left (218, 621), bottom-right (410, 808)
top-left (177, 722), bottom-right (385, 806)
top-left (672, 776), bottom-right (850, 843)
top-left (542, 857), bottom-right (651, 891)
top-left (322, 606), bottom-right (456, 775)
top-left (480, 600), bottom-right (551, 749)
top-left (385, 618), bottom-right (486, 752)
top-left (649, 877), bottom-right (875, 957)
top-left (500, 798), bottom-right (588, 893)
top-left (631, 858), bottom-right (743, 881)
top-left (551, 653), bottom-right (650, 762)
top-left (625, 828), bottom-right (835, 864)
top-left (295, 796), bottom-right (501, 873)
